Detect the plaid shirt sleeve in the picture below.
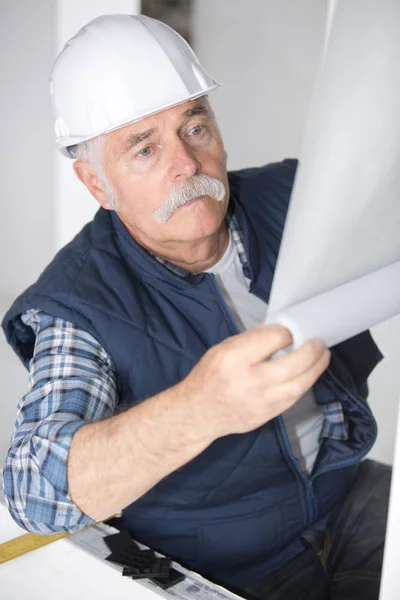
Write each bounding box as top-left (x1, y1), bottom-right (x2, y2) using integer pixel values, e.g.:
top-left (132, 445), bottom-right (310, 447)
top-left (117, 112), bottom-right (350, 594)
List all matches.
top-left (2, 310), bottom-right (117, 534)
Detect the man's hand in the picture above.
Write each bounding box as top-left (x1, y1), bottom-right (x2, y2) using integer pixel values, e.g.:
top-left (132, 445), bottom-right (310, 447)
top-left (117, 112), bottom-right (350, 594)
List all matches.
top-left (177, 324), bottom-right (330, 442)
top-left (67, 324), bottom-right (329, 520)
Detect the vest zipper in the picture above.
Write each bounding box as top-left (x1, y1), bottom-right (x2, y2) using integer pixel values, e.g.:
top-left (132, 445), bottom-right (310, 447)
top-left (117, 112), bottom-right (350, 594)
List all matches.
top-left (275, 415), bottom-right (316, 525)
top-left (249, 285), bottom-right (317, 524)
top-left (245, 285), bottom-right (376, 518)
top-left (247, 284), bottom-right (376, 518)
top-left (209, 274), bottom-right (316, 526)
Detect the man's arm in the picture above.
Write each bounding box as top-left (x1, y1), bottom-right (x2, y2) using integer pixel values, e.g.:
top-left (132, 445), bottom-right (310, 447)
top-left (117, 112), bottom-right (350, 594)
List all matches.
top-left (68, 324), bottom-right (329, 521)
top-left (4, 313), bottom-right (329, 531)
top-left (2, 312), bottom-right (115, 532)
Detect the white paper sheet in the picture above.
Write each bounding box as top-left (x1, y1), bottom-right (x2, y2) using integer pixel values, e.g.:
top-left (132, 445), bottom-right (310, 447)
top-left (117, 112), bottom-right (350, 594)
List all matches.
top-left (265, 0), bottom-right (400, 348)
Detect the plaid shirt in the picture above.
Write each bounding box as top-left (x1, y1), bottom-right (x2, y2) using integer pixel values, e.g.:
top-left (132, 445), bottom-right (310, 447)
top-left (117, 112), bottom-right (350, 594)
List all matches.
top-left (2, 213), bottom-right (346, 533)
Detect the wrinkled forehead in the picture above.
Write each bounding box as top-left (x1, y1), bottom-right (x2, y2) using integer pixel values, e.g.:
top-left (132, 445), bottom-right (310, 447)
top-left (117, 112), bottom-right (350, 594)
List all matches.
top-left (104, 96), bottom-right (213, 154)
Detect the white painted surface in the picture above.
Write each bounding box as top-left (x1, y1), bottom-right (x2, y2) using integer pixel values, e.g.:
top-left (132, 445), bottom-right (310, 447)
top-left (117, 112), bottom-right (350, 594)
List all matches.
top-left (0, 501), bottom-right (163, 600)
top-left (0, 495), bottom-right (244, 600)
top-left (192, 0), bottom-right (327, 170)
top-left (0, 0), bottom-right (139, 296)
top-left (368, 320), bottom-right (400, 465)
top-left (0, 0), bottom-right (55, 299)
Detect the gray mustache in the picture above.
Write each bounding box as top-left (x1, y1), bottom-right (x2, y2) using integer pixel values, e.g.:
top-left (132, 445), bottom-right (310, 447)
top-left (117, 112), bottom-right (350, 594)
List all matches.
top-left (153, 174), bottom-right (226, 224)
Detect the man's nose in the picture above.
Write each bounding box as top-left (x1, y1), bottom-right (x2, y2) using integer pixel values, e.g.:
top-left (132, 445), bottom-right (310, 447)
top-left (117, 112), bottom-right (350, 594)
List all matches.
top-left (169, 138), bottom-right (200, 180)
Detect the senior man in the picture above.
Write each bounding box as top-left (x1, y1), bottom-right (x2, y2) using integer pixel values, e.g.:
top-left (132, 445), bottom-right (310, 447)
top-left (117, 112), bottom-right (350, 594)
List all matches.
top-left (2, 14), bottom-right (391, 600)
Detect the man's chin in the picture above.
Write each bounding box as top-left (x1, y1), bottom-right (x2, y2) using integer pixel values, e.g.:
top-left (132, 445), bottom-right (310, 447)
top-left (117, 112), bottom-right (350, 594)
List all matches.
top-left (164, 201), bottom-right (227, 239)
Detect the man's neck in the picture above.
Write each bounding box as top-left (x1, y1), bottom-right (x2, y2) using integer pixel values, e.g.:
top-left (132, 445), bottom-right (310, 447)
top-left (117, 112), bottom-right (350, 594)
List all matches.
top-left (155, 221), bottom-right (230, 273)
top-left (133, 220), bottom-right (229, 274)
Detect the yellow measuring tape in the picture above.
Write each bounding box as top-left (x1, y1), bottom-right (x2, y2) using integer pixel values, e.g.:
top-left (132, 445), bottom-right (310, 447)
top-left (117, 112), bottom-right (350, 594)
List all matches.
top-left (0, 530), bottom-right (70, 564)
top-left (0, 512), bottom-right (119, 565)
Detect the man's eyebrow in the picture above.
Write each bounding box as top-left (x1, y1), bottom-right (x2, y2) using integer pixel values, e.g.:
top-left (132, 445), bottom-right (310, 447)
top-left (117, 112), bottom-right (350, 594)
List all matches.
top-left (121, 128), bottom-right (155, 154)
top-left (182, 104), bottom-right (210, 120)
top-left (120, 105), bottom-right (209, 154)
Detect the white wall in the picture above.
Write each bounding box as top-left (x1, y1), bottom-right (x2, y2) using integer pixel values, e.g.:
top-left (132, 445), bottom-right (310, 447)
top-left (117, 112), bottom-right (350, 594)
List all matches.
top-left (0, 0), bottom-right (140, 299)
top-left (368, 320), bottom-right (400, 464)
top-left (193, 0), bottom-right (327, 169)
top-left (0, 0), bottom-right (56, 300)
top-left (193, 0), bottom-right (400, 465)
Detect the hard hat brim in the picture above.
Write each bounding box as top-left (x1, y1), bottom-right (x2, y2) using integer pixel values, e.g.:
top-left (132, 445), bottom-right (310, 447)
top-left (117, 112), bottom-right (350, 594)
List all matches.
top-left (59, 84), bottom-right (221, 158)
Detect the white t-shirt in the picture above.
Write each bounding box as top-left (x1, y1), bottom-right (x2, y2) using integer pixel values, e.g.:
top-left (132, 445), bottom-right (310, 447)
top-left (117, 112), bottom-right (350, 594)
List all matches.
top-left (206, 230), bottom-right (324, 474)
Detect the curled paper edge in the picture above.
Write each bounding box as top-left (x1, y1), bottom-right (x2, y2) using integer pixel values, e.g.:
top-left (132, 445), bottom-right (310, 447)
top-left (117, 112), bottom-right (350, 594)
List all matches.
top-left (266, 260), bottom-right (400, 349)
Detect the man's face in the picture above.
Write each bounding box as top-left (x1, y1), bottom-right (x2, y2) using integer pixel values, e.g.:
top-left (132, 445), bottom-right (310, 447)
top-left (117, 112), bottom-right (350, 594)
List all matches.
top-left (102, 98), bottom-right (229, 251)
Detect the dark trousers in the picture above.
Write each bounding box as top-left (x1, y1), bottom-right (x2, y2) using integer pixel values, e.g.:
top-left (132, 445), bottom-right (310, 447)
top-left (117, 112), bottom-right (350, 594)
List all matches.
top-left (244, 460), bottom-right (391, 600)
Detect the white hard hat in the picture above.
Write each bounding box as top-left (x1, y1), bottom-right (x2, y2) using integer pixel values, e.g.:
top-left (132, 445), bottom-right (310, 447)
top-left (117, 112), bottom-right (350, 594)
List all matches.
top-left (50, 14), bottom-right (221, 157)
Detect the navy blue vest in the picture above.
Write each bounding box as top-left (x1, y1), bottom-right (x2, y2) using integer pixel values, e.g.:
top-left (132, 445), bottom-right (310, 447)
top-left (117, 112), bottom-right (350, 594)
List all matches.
top-left (3, 160), bottom-right (382, 590)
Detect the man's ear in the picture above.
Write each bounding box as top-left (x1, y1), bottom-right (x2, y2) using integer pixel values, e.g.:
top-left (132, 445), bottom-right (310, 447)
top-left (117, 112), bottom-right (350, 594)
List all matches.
top-left (73, 160), bottom-right (114, 210)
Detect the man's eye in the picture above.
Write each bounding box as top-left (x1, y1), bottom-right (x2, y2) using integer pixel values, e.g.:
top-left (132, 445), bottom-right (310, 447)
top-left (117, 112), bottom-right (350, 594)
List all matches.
top-left (138, 147), bottom-right (152, 157)
top-left (189, 126), bottom-right (204, 136)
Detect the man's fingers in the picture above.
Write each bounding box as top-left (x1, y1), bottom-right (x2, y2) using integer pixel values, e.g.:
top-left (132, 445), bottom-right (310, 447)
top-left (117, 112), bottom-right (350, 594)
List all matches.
top-left (253, 338), bottom-right (327, 387)
top-left (269, 348), bottom-right (331, 409)
top-left (224, 324), bottom-right (293, 365)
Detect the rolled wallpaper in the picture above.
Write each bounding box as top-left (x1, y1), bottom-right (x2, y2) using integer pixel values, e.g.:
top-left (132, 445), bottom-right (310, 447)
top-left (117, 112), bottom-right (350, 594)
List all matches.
top-left (265, 0), bottom-right (400, 349)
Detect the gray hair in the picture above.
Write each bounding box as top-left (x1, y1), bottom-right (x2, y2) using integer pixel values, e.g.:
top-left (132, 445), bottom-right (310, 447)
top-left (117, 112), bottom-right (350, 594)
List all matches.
top-left (74, 135), bottom-right (118, 209)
